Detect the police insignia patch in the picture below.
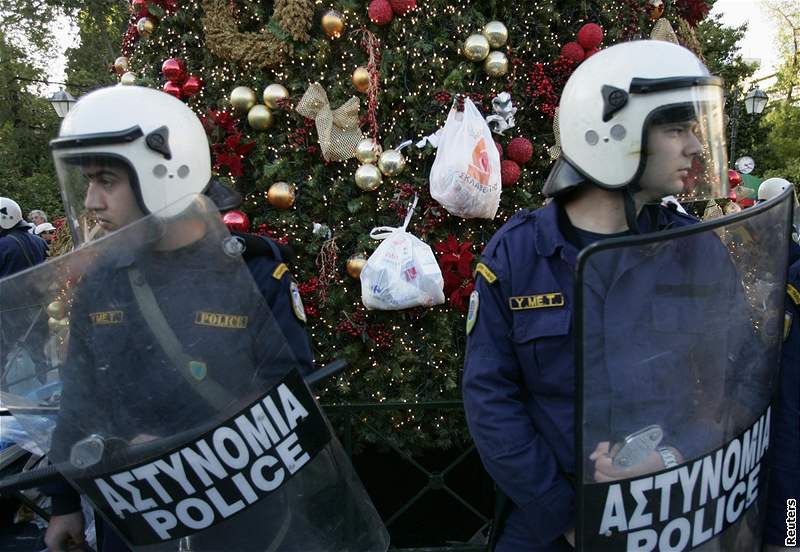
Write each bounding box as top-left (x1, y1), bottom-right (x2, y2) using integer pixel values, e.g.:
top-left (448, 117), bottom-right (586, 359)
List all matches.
top-left (466, 290), bottom-right (479, 335)
top-left (474, 262), bottom-right (496, 284)
top-left (509, 293), bottom-right (564, 310)
top-left (785, 311), bottom-right (794, 342)
top-left (788, 284), bottom-right (800, 306)
top-left (290, 281), bottom-right (307, 323)
top-left (273, 263), bottom-right (289, 280)
top-left (188, 360), bottom-right (207, 381)
top-left (89, 311), bottom-right (124, 325)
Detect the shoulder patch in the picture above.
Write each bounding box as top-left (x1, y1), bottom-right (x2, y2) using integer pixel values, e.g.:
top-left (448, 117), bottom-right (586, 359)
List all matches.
top-left (272, 263), bottom-right (289, 280)
top-left (466, 290), bottom-right (479, 335)
top-left (788, 283), bottom-right (800, 306)
top-left (290, 281), bottom-right (307, 323)
top-left (785, 311), bottom-right (794, 342)
top-left (474, 262), bottom-right (497, 284)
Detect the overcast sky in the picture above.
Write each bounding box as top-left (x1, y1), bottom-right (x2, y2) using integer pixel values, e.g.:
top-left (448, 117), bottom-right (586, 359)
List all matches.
top-left (710, 0), bottom-right (781, 82)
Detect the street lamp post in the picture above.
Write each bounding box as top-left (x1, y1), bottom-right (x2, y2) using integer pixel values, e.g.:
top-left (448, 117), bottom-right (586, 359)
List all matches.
top-left (47, 90), bottom-right (77, 119)
top-left (728, 85), bottom-right (769, 167)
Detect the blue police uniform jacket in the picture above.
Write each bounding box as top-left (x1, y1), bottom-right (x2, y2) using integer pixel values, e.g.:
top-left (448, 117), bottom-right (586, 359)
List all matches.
top-left (0, 225), bottom-right (47, 277)
top-left (47, 232), bottom-right (314, 523)
top-left (462, 200), bottom-right (766, 549)
top-left (765, 253), bottom-right (800, 545)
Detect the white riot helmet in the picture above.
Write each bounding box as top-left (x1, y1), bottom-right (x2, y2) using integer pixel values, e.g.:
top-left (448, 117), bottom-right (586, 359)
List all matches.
top-left (0, 197), bottom-right (23, 230)
top-left (758, 178), bottom-right (800, 242)
top-left (758, 178), bottom-right (795, 202)
top-left (543, 40), bottom-right (727, 204)
top-left (50, 86), bottom-right (222, 245)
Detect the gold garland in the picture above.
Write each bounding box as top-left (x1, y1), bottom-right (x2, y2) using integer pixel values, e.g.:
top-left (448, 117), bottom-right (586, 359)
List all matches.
top-left (202, 0), bottom-right (314, 68)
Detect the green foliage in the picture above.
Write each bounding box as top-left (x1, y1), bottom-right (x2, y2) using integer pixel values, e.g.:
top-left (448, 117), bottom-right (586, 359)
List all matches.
top-left (752, 103), bottom-right (800, 183)
top-left (0, 31), bottom-right (62, 217)
top-left (63, 2), bottom-right (129, 95)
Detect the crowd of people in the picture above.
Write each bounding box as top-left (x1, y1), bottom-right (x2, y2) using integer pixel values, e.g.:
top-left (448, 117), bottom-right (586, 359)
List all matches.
top-left (0, 38), bottom-right (796, 552)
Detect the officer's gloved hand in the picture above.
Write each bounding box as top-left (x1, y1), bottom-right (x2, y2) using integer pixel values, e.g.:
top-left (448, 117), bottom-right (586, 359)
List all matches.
top-left (44, 511), bottom-right (86, 552)
top-left (589, 441), bottom-right (683, 482)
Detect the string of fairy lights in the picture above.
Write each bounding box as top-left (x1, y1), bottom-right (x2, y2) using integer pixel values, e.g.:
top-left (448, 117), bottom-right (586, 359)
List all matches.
top-left (118, 0), bottom-right (670, 443)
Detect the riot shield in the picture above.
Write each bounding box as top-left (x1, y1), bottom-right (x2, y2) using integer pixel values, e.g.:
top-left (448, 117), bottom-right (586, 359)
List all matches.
top-left (576, 188), bottom-right (793, 551)
top-left (0, 195), bottom-right (389, 551)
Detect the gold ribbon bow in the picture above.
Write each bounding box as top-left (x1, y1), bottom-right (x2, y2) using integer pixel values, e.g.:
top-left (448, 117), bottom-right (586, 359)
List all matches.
top-left (296, 83), bottom-right (362, 162)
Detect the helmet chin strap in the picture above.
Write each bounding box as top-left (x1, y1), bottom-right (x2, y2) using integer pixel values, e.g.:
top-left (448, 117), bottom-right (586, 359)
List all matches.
top-left (622, 187), bottom-right (641, 235)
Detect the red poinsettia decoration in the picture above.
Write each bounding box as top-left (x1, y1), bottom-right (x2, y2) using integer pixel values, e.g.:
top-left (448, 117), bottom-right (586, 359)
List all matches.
top-left (435, 234), bottom-right (475, 312)
top-left (201, 109), bottom-right (256, 177)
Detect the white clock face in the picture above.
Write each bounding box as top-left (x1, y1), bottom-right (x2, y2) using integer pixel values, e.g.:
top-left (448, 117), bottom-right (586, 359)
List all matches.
top-left (735, 156), bottom-right (755, 174)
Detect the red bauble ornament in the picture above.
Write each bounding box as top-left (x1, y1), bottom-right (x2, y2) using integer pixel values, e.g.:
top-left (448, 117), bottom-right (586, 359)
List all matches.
top-left (131, 0), bottom-right (149, 17)
top-left (560, 42), bottom-right (585, 63)
top-left (727, 169), bottom-right (742, 189)
top-left (162, 81), bottom-right (182, 99)
top-left (162, 58), bottom-right (186, 83)
top-left (223, 210), bottom-right (250, 233)
top-left (368, 0), bottom-right (394, 26)
top-left (728, 189), bottom-right (737, 201)
top-left (181, 75), bottom-right (203, 97)
top-left (506, 137), bottom-right (534, 165)
top-left (584, 47), bottom-right (600, 59)
top-left (495, 141), bottom-right (504, 159)
top-left (577, 23), bottom-right (603, 49)
top-left (389, 0), bottom-right (416, 16)
top-left (501, 160), bottom-right (521, 187)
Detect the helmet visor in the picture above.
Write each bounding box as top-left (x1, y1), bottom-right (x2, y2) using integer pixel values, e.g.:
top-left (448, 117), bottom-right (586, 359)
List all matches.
top-left (638, 85), bottom-right (727, 204)
top-left (53, 152), bottom-right (145, 247)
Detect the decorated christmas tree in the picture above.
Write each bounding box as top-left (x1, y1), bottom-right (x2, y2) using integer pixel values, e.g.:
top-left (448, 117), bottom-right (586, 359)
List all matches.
top-left (108, 0), bottom-right (717, 449)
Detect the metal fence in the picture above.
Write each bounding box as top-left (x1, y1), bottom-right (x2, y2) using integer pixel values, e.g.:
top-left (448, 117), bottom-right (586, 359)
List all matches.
top-left (323, 400), bottom-right (493, 552)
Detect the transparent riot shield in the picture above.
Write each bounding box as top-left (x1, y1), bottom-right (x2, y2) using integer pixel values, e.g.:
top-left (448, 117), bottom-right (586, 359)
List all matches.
top-left (0, 195), bottom-right (389, 551)
top-left (576, 188), bottom-right (793, 551)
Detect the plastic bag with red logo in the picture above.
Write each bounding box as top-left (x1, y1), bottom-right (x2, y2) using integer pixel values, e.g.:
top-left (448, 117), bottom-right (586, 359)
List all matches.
top-left (429, 98), bottom-right (501, 219)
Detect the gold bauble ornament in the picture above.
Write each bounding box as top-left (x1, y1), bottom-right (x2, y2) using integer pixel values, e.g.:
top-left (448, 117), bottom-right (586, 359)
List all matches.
top-left (247, 105), bottom-right (274, 131)
top-left (647, 0), bottom-right (665, 20)
top-left (346, 253), bottom-right (368, 279)
top-left (321, 10), bottom-right (345, 39)
top-left (136, 17), bottom-right (155, 38)
top-left (267, 182), bottom-right (296, 210)
top-left (113, 56), bottom-right (129, 76)
top-left (352, 67), bottom-right (371, 94)
top-left (484, 51), bottom-right (509, 78)
top-left (355, 138), bottom-right (382, 164)
top-left (482, 21), bottom-right (509, 48)
top-left (463, 33), bottom-right (490, 62)
top-left (377, 149), bottom-right (406, 176)
top-left (47, 301), bottom-right (67, 320)
top-left (48, 317), bottom-right (69, 332)
top-left (120, 72), bottom-right (137, 85)
top-left (355, 164), bottom-right (383, 191)
top-left (262, 83), bottom-right (288, 109)
top-left (230, 86), bottom-right (257, 113)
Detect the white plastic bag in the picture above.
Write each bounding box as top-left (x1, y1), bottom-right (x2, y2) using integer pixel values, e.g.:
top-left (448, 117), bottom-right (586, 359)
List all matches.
top-left (361, 197), bottom-right (445, 310)
top-left (429, 98), bottom-right (501, 219)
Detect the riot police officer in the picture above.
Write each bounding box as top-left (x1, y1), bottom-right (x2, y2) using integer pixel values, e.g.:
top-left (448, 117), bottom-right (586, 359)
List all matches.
top-left (758, 178), bottom-right (800, 551)
top-left (42, 86), bottom-right (316, 552)
top-left (0, 197), bottom-right (47, 277)
top-left (463, 40), bottom-right (736, 551)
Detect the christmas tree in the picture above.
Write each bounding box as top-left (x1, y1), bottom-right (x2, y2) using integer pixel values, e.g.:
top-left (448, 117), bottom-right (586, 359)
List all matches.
top-left (110, 0), bottom-right (718, 450)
